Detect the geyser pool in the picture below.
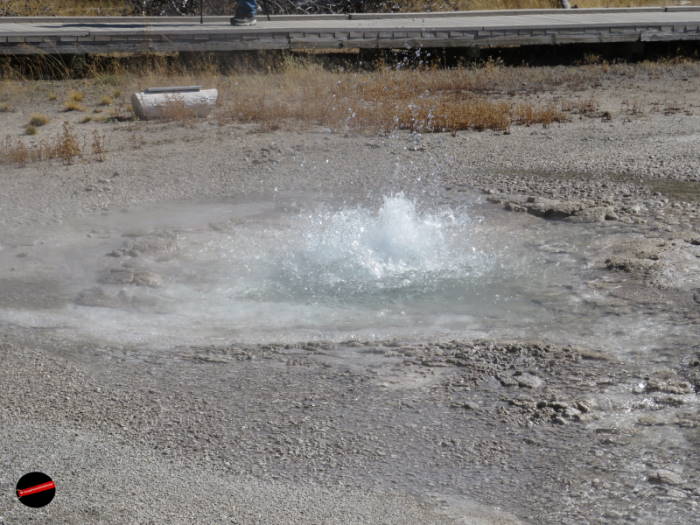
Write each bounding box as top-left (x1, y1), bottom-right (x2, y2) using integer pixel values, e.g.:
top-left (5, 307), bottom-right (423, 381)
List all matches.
top-left (0, 193), bottom-right (690, 354)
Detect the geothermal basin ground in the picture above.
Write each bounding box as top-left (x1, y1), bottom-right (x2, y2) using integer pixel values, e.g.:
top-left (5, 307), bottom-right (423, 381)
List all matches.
top-left (1, 62), bottom-right (700, 524)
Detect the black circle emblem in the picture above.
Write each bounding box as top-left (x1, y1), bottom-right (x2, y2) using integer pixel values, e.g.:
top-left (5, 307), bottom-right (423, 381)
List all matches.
top-left (16, 472), bottom-right (56, 508)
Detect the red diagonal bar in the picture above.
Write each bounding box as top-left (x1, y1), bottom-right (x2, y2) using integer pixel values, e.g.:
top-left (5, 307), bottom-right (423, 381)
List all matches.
top-left (17, 480), bottom-right (55, 498)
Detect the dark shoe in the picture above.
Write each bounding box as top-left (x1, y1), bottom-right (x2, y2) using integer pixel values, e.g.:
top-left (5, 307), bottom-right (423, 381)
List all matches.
top-left (231, 16), bottom-right (256, 26)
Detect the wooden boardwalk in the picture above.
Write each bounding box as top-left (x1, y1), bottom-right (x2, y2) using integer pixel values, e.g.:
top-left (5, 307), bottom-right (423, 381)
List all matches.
top-left (1, 7), bottom-right (699, 55)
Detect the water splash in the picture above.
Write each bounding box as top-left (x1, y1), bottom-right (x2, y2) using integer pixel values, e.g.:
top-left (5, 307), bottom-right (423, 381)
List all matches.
top-left (266, 194), bottom-right (486, 299)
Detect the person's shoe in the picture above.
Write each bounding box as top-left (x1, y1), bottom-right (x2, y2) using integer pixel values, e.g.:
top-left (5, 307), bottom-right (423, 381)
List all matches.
top-left (231, 16), bottom-right (256, 26)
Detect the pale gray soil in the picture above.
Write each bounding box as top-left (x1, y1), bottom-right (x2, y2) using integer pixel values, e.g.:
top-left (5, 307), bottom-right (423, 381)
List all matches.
top-left (0, 65), bottom-right (699, 524)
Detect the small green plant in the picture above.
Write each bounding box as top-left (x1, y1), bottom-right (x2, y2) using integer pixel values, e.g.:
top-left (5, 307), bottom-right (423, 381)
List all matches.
top-left (28, 113), bottom-right (49, 127)
top-left (25, 125), bottom-right (37, 135)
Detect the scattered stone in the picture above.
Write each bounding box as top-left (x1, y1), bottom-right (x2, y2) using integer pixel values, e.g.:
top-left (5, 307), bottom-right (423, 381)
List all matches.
top-left (99, 268), bottom-right (136, 285)
top-left (637, 415), bottom-right (666, 427)
top-left (567, 206), bottom-right (614, 223)
top-left (504, 202), bottom-right (526, 213)
top-left (75, 287), bottom-right (114, 308)
top-left (515, 373), bottom-right (544, 389)
top-left (563, 406), bottom-right (582, 420)
top-left (98, 268), bottom-right (163, 288)
top-left (496, 373), bottom-right (518, 387)
top-left (575, 400), bottom-right (594, 413)
top-left (508, 398), bottom-right (535, 409)
top-left (645, 379), bottom-right (693, 395)
top-left (451, 401), bottom-right (479, 410)
top-left (605, 256), bottom-right (655, 274)
top-left (549, 401), bottom-right (570, 411)
top-left (653, 396), bottom-right (685, 407)
top-left (108, 235), bottom-right (177, 261)
top-left (648, 469), bottom-right (684, 486)
top-left (664, 488), bottom-right (687, 500)
top-left (132, 271), bottom-right (163, 288)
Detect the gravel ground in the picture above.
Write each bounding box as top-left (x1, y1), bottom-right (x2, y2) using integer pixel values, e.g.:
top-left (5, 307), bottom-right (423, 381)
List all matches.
top-left (0, 66), bottom-right (699, 524)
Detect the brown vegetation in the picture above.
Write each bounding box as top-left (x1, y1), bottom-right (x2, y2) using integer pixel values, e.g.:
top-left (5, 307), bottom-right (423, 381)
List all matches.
top-left (28, 113), bottom-right (49, 127)
top-left (63, 100), bottom-right (86, 112)
top-left (216, 59), bottom-right (572, 132)
top-left (1, 122), bottom-right (102, 166)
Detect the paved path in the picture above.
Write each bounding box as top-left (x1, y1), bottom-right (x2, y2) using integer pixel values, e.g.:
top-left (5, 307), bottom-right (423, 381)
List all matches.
top-left (1, 7), bottom-right (699, 55)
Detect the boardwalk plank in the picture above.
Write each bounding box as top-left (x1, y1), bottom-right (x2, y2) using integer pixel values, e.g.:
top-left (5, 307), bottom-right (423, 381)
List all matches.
top-left (0, 9), bottom-right (699, 55)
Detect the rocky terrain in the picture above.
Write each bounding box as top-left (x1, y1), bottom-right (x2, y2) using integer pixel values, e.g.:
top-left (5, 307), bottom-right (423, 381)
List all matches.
top-left (0, 65), bottom-right (699, 524)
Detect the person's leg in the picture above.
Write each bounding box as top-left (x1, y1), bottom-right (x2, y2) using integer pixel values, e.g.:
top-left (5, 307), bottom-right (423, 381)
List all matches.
top-left (234, 0), bottom-right (257, 18)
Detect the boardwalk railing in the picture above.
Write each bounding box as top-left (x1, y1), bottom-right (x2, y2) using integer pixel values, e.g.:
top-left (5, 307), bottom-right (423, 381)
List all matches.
top-left (1, 7), bottom-right (699, 55)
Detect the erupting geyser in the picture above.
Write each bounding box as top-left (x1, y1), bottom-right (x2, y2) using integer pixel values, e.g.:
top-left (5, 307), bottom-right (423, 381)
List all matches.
top-left (0, 192), bottom-right (683, 354)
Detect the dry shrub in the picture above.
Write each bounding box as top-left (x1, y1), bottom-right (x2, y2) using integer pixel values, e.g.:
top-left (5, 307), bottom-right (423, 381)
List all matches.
top-left (68, 90), bottom-right (85, 102)
top-left (103, 106), bottom-right (134, 122)
top-left (1, 122), bottom-right (86, 166)
top-left (28, 113), bottom-right (49, 127)
top-left (1, 0), bottom-right (126, 16)
top-left (220, 60), bottom-right (570, 133)
top-left (55, 122), bottom-right (82, 164)
top-left (91, 130), bottom-right (107, 161)
top-left (63, 100), bottom-right (86, 112)
top-left (2, 137), bottom-right (30, 165)
top-left (561, 98), bottom-right (599, 116)
top-left (514, 103), bottom-right (567, 126)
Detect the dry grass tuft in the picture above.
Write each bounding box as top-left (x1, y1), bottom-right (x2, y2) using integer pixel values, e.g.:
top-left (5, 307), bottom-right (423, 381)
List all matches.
top-left (68, 90), bottom-right (85, 102)
top-left (102, 106), bottom-right (134, 122)
top-left (91, 130), bottom-right (107, 161)
top-left (80, 116), bottom-right (93, 123)
top-left (1, 0), bottom-right (126, 16)
top-left (513, 103), bottom-right (567, 127)
top-left (98, 95), bottom-right (113, 106)
top-left (63, 100), bottom-right (86, 112)
top-left (0, 103), bottom-right (13, 112)
top-left (2, 137), bottom-right (30, 165)
top-left (25, 125), bottom-right (37, 136)
top-left (1, 122), bottom-right (93, 166)
top-left (55, 122), bottom-right (81, 163)
top-left (28, 113), bottom-right (49, 127)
